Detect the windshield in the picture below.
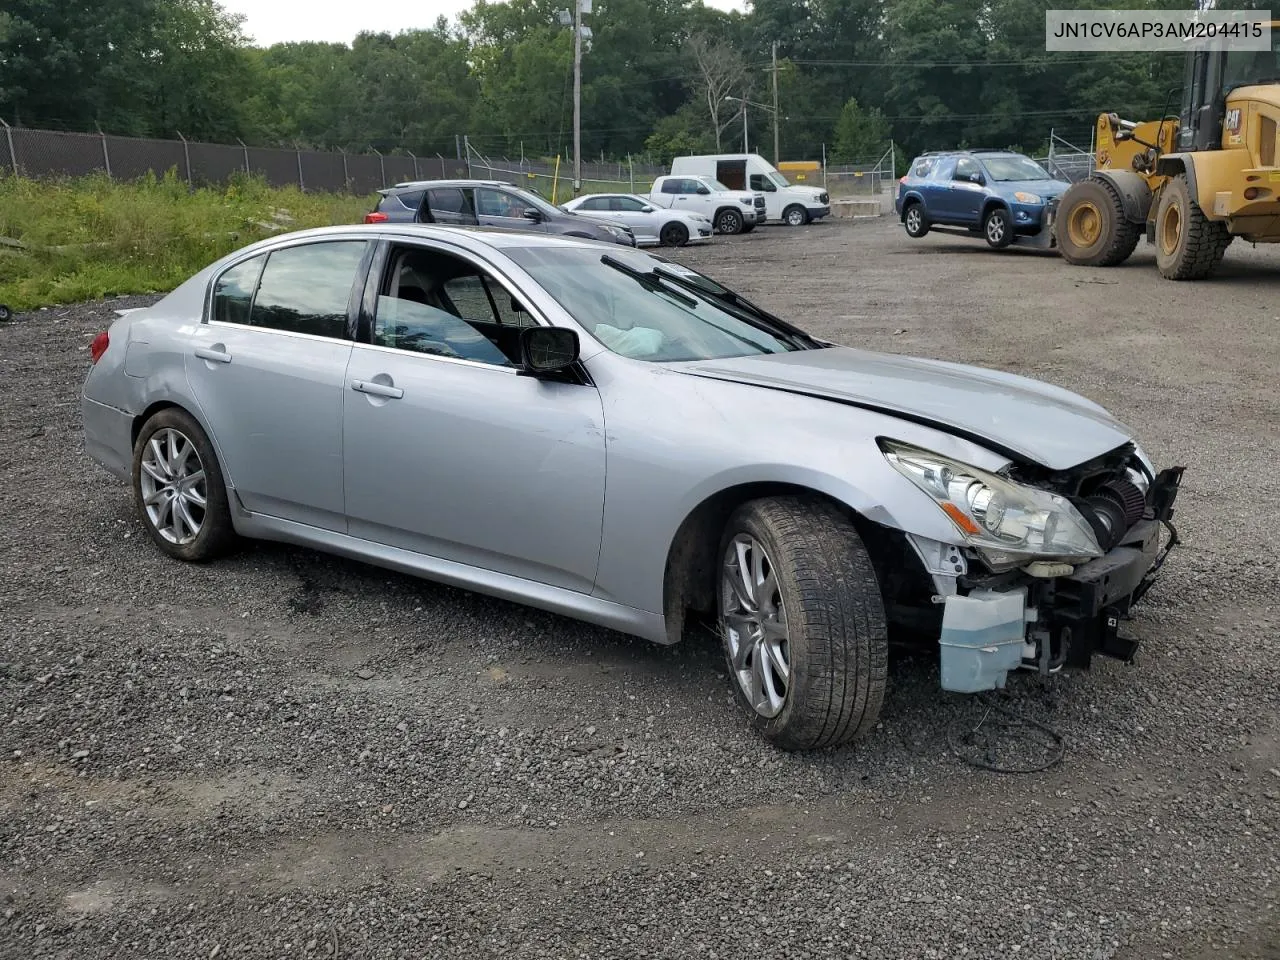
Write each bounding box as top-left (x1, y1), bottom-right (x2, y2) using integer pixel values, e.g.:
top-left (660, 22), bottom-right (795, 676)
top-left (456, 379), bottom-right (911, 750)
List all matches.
top-left (767, 170), bottom-right (790, 188)
top-left (981, 156), bottom-right (1053, 181)
top-left (504, 246), bottom-right (810, 362)
top-left (511, 187), bottom-right (563, 218)
top-left (1224, 37), bottom-right (1280, 90)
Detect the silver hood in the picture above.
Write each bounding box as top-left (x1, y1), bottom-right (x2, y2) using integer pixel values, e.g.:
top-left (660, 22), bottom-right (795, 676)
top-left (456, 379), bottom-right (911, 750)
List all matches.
top-left (677, 346), bottom-right (1134, 471)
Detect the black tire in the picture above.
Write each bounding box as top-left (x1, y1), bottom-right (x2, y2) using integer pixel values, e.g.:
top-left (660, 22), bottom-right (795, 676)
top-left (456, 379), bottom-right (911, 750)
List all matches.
top-left (902, 200), bottom-right (929, 238)
top-left (0, 304), bottom-right (12, 322)
top-left (782, 204), bottom-right (808, 226)
top-left (1154, 173), bottom-right (1233, 280)
top-left (131, 407), bottom-right (236, 562)
top-left (982, 206), bottom-right (1014, 249)
top-left (716, 495), bottom-right (888, 751)
top-left (714, 207), bottom-right (744, 235)
top-left (1055, 176), bottom-right (1141, 267)
top-left (659, 221), bottom-right (690, 247)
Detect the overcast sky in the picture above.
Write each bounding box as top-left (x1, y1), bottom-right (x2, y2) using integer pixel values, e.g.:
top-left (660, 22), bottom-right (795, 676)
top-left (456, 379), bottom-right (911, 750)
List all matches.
top-left (220, 0), bottom-right (746, 46)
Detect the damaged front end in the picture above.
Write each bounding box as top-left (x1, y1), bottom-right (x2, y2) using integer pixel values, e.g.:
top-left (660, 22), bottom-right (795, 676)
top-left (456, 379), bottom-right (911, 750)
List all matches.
top-left (879, 439), bottom-right (1185, 693)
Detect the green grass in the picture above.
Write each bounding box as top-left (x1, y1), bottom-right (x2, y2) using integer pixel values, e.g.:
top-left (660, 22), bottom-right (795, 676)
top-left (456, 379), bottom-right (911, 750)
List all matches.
top-left (0, 171), bottom-right (375, 312)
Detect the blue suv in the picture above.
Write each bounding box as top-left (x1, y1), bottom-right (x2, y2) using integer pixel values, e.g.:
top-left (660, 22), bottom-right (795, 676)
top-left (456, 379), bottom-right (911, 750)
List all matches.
top-left (894, 150), bottom-right (1069, 250)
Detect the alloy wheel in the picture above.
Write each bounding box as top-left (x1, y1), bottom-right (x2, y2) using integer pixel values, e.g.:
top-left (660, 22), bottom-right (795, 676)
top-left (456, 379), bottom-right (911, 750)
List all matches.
top-left (721, 534), bottom-right (791, 718)
top-left (138, 428), bottom-right (207, 545)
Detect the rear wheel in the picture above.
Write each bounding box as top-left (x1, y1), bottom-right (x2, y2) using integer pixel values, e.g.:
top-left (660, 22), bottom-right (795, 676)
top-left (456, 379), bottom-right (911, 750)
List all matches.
top-left (1055, 176), bottom-right (1142, 266)
top-left (903, 201), bottom-right (929, 238)
top-left (717, 496), bottom-right (888, 751)
top-left (131, 408), bottom-right (236, 562)
top-left (983, 207), bottom-right (1014, 249)
top-left (659, 221), bottom-right (690, 247)
top-left (0, 304), bottom-right (12, 322)
top-left (783, 204), bottom-right (808, 226)
top-left (1154, 173), bottom-right (1233, 280)
top-left (715, 208), bottom-right (744, 235)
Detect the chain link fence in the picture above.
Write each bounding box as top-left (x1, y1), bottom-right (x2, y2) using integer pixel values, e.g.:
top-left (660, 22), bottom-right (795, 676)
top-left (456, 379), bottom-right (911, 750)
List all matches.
top-left (1036, 129), bottom-right (1097, 183)
top-left (0, 122), bottom-right (471, 193)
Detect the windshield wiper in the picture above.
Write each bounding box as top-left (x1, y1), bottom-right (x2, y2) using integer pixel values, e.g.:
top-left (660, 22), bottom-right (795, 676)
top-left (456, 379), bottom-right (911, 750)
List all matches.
top-left (650, 265), bottom-right (823, 349)
top-left (601, 255), bottom-right (698, 307)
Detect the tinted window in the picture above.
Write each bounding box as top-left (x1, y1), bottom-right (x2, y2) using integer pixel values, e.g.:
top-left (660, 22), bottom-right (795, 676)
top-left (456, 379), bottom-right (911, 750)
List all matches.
top-left (247, 241), bottom-right (367, 338)
top-left (476, 188), bottom-right (524, 218)
top-left (212, 254), bottom-right (266, 325)
top-left (660, 179), bottom-right (680, 194)
top-left (615, 197), bottom-right (647, 211)
top-left (749, 174), bottom-right (777, 192)
top-left (577, 197), bottom-right (608, 211)
top-left (426, 188), bottom-right (478, 225)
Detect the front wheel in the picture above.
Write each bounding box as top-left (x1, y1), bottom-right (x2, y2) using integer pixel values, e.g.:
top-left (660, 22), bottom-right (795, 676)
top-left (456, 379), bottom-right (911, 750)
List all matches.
top-left (717, 496), bottom-right (888, 751)
top-left (983, 207), bottom-right (1014, 249)
top-left (1154, 173), bottom-right (1233, 280)
top-left (659, 221), bottom-right (690, 247)
top-left (131, 407), bottom-right (236, 562)
top-left (714, 208), bottom-right (744, 235)
top-left (783, 204), bottom-right (808, 226)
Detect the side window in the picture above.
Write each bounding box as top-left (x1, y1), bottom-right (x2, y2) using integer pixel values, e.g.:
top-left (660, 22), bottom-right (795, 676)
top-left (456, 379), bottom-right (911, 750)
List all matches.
top-left (954, 158), bottom-right (980, 182)
top-left (211, 254), bottom-right (266, 325)
top-left (426, 187), bottom-right (477, 225)
top-left (660, 179), bottom-right (680, 194)
top-left (929, 158), bottom-right (956, 181)
top-left (910, 157), bottom-right (934, 178)
top-left (248, 241), bottom-right (368, 338)
top-left (614, 196), bottom-right (644, 211)
top-left (578, 197), bottom-right (606, 211)
top-left (371, 246), bottom-right (536, 367)
top-left (749, 174), bottom-right (776, 192)
top-left (476, 188), bottom-right (524, 218)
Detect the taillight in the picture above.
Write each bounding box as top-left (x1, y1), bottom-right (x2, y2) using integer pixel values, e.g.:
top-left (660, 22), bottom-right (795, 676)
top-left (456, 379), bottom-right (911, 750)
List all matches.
top-left (364, 211), bottom-right (389, 224)
top-left (899, 176), bottom-right (908, 184)
top-left (90, 331), bottom-right (109, 364)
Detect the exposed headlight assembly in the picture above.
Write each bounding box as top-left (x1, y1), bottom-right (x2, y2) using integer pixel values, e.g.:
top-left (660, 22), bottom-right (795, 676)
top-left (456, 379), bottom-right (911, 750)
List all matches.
top-left (880, 440), bottom-right (1103, 567)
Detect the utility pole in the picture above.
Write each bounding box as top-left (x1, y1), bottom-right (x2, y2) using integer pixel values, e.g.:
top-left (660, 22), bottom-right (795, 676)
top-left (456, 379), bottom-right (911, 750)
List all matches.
top-left (741, 102), bottom-right (748, 153)
top-left (573, 0), bottom-right (585, 194)
top-left (771, 41), bottom-right (780, 165)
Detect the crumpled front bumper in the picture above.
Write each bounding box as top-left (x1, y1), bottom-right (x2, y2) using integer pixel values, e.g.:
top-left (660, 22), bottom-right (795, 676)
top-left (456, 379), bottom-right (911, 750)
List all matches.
top-left (1012, 196), bottom-right (1060, 250)
top-left (938, 466), bottom-right (1184, 693)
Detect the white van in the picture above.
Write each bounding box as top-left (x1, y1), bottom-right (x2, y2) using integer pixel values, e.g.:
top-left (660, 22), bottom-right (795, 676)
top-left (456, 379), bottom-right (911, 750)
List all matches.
top-left (669, 154), bottom-right (831, 225)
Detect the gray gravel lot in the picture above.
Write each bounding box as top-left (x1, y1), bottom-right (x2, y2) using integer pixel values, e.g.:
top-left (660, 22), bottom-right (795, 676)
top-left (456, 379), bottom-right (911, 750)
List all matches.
top-left (2, 217), bottom-right (1278, 959)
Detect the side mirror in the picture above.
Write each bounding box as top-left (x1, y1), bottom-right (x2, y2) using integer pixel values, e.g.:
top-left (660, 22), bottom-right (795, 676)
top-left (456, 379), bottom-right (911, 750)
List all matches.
top-left (696, 186), bottom-right (711, 195)
top-left (968, 173), bottom-right (984, 185)
top-left (522, 207), bottom-right (543, 221)
top-left (641, 205), bottom-right (655, 213)
top-left (519, 326), bottom-right (580, 376)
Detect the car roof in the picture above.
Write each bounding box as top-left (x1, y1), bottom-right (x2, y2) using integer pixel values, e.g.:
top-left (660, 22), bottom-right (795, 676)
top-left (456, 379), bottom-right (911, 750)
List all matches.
top-left (229, 222), bottom-right (618, 254)
top-left (381, 179), bottom-right (516, 194)
top-left (914, 149), bottom-right (1026, 160)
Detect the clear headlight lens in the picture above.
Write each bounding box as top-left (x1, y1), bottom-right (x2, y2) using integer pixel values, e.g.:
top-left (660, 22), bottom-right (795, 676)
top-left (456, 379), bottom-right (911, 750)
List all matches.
top-left (880, 440), bottom-right (1103, 563)
top-left (1013, 191), bottom-right (1041, 204)
top-left (738, 198), bottom-right (753, 205)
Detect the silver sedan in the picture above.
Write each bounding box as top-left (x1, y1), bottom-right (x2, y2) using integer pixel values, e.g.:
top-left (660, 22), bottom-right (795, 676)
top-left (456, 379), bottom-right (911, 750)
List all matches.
top-left (81, 224), bottom-right (1184, 750)
top-left (561, 193), bottom-right (713, 246)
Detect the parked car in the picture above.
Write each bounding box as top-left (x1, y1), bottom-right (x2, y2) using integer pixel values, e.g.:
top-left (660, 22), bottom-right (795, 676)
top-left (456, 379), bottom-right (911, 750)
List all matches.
top-left (670, 154), bottom-right (831, 225)
top-left (894, 150), bottom-right (1070, 249)
top-left (560, 193), bottom-right (713, 247)
top-left (364, 179), bottom-right (635, 246)
top-left (648, 175), bottom-right (765, 235)
top-left (81, 224), bottom-right (1184, 750)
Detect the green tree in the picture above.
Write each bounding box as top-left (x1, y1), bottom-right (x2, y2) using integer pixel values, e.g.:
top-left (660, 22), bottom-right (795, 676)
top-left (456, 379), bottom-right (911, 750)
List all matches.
top-left (831, 97), bottom-right (890, 162)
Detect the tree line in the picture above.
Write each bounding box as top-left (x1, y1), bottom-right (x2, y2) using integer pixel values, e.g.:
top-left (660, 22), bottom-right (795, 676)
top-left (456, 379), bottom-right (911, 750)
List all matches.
top-left (1, 0), bottom-right (1197, 165)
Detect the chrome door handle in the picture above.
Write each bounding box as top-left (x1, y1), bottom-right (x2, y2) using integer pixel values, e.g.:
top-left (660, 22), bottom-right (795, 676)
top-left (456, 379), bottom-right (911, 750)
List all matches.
top-left (351, 379), bottom-right (404, 400)
top-left (194, 346), bottom-right (231, 363)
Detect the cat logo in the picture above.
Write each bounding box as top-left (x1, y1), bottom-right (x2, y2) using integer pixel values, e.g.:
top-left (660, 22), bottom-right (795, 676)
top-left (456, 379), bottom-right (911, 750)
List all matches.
top-left (1225, 108), bottom-right (1242, 133)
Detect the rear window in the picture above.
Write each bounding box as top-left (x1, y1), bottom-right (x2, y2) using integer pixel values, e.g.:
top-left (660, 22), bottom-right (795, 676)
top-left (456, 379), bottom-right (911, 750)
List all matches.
top-left (378, 190), bottom-right (423, 214)
top-left (910, 157), bottom-right (936, 178)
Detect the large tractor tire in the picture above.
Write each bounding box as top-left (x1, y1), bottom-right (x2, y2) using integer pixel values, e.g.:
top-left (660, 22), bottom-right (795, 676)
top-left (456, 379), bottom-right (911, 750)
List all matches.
top-left (1154, 174), bottom-right (1233, 280)
top-left (1055, 177), bottom-right (1142, 267)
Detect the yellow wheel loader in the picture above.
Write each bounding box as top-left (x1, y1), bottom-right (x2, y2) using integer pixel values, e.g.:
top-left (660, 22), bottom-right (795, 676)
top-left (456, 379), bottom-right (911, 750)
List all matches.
top-left (1056, 30), bottom-right (1280, 279)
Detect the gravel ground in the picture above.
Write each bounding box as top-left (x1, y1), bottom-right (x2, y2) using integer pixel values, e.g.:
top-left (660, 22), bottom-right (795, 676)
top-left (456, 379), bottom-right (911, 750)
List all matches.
top-left (2, 218), bottom-right (1278, 959)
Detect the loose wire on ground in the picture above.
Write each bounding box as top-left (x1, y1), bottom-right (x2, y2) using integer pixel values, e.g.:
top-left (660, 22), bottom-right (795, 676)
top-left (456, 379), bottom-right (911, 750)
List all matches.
top-left (946, 693), bottom-right (1066, 774)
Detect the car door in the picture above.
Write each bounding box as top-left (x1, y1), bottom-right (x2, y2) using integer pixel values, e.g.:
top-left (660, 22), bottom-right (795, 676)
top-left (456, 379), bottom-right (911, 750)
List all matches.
top-left (674, 178), bottom-right (714, 217)
top-left (342, 239), bottom-right (607, 593)
top-left (749, 173), bottom-right (782, 220)
top-left (948, 157), bottom-right (987, 225)
top-left (185, 237), bottom-right (371, 531)
top-left (610, 196), bottom-right (659, 243)
top-left (475, 186), bottom-right (546, 233)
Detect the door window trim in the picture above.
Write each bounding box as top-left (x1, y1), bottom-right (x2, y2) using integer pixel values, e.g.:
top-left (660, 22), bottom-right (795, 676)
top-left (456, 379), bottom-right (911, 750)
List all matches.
top-left (204, 235), bottom-right (376, 342)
